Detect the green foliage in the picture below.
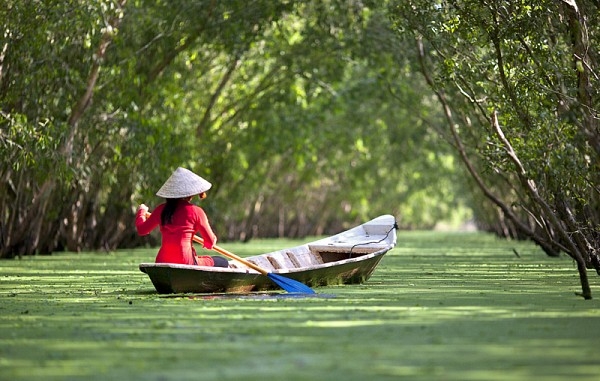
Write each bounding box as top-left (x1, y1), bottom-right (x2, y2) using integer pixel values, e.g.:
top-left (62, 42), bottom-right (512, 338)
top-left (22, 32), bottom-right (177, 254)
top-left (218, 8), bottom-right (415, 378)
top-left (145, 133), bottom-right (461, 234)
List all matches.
top-left (1, 0), bottom-right (472, 257)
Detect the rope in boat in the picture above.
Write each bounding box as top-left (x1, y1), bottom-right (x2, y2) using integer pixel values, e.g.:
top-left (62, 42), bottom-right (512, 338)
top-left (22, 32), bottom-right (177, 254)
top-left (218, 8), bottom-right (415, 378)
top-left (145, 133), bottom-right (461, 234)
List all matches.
top-left (349, 220), bottom-right (399, 256)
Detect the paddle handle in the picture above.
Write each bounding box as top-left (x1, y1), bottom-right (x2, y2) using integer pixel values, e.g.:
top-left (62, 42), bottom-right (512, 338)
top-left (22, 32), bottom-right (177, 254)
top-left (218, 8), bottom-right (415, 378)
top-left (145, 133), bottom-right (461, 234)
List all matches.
top-left (142, 211), bottom-right (267, 275)
top-left (191, 235), bottom-right (268, 276)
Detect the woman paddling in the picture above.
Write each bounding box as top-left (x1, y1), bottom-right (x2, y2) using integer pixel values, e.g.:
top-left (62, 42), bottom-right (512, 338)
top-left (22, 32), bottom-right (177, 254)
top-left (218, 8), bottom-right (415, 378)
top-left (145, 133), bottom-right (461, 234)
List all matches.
top-left (135, 167), bottom-right (229, 267)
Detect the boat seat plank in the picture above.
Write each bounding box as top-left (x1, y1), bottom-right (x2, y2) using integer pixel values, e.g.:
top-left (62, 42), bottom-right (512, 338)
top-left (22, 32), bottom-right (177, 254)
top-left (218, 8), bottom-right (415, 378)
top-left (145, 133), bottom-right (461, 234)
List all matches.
top-left (247, 256), bottom-right (276, 271)
top-left (257, 252), bottom-right (323, 270)
top-left (286, 251), bottom-right (324, 267)
top-left (273, 253), bottom-right (297, 269)
top-left (266, 255), bottom-right (288, 269)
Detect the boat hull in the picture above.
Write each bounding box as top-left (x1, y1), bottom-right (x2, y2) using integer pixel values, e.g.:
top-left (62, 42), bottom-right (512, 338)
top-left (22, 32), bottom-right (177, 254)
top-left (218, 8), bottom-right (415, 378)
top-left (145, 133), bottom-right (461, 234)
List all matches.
top-left (139, 249), bottom-right (389, 294)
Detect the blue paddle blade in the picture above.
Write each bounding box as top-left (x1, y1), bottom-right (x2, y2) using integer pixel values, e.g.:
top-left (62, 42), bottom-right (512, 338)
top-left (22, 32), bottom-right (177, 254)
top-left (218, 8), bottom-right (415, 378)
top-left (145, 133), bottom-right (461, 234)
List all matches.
top-left (267, 273), bottom-right (315, 294)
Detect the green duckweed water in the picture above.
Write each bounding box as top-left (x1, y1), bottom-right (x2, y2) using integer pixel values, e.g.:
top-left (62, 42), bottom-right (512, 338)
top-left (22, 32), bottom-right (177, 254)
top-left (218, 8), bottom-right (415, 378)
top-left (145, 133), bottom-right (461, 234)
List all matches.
top-left (1, 231), bottom-right (599, 381)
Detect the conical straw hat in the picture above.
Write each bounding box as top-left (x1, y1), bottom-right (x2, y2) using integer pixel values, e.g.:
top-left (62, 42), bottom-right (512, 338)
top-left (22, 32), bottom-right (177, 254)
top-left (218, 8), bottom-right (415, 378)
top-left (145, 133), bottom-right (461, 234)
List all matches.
top-left (156, 167), bottom-right (212, 198)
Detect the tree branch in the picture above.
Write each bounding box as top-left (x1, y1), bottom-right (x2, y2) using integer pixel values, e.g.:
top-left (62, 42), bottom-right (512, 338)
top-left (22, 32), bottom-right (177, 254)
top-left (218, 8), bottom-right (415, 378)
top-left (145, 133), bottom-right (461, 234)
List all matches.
top-left (491, 110), bottom-right (591, 298)
top-left (414, 36), bottom-right (573, 265)
top-left (196, 53), bottom-right (242, 137)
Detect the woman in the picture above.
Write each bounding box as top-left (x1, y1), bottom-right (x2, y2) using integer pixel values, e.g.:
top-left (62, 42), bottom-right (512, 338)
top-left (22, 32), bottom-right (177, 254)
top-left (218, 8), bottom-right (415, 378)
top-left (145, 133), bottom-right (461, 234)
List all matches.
top-left (135, 167), bottom-right (229, 267)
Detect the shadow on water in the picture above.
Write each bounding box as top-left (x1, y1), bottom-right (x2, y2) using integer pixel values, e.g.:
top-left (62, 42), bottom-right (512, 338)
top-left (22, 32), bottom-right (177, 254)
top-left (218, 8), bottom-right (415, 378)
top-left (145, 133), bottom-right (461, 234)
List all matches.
top-left (158, 292), bottom-right (337, 300)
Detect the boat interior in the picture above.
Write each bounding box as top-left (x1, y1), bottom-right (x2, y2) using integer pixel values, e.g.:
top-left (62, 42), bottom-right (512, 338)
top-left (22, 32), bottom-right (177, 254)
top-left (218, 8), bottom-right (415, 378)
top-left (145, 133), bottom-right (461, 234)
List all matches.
top-left (228, 243), bottom-right (387, 271)
top-left (228, 217), bottom-right (396, 272)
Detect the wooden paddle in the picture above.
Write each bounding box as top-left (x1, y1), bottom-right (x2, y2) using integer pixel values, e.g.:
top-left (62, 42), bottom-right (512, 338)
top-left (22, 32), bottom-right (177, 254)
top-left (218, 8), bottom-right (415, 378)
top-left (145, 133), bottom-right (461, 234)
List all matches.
top-left (190, 234), bottom-right (315, 294)
top-left (143, 211), bottom-right (315, 294)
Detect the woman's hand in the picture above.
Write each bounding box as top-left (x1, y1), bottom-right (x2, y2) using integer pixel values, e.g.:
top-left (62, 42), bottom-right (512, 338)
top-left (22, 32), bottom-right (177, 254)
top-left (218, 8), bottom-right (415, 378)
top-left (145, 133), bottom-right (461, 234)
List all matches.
top-left (138, 204), bottom-right (149, 214)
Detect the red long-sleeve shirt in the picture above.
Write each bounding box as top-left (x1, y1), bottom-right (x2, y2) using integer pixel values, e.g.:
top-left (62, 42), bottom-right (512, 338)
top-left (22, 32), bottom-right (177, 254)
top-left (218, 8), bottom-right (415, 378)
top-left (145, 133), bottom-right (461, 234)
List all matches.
top-left (135, 200), bottom-right (217, 266)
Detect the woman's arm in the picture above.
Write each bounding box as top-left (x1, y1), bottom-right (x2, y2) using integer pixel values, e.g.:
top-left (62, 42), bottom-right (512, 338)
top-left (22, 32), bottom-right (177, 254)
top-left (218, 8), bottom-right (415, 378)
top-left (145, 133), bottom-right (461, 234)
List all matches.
top-left (194, 207), bottom-right (217, 249)
top-left (135, 204), bottom-right (160, 235)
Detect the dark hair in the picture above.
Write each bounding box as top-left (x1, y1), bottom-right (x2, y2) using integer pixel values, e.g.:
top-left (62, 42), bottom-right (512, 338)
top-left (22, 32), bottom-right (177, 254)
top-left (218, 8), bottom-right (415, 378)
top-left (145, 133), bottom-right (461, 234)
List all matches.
top-left (161, 198), bottom-right (179, 226)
